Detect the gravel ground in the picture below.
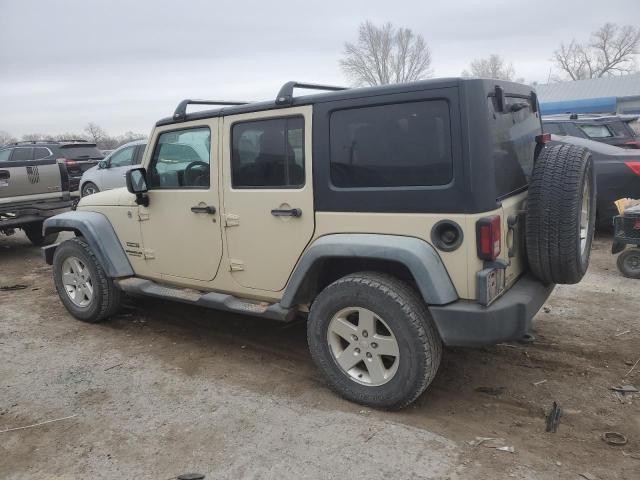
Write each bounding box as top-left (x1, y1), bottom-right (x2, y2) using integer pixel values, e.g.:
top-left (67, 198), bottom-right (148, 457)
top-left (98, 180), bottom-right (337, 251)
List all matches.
top-left (1, 231), bottom-right (639, 480)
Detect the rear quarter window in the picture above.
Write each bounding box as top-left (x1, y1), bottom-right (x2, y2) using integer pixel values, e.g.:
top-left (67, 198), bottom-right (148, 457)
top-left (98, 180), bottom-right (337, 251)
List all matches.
top-left (329, 100), bottom-right (453, 188)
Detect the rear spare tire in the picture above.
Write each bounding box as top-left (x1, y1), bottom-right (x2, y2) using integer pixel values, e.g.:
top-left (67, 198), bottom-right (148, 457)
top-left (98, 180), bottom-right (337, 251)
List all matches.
top-left (526, 144), bottom-right (595, 285)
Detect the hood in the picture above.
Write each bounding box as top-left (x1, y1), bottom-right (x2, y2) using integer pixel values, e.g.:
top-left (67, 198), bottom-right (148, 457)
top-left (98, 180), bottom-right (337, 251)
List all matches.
top-left (77, 187), bottom-right (137, 208)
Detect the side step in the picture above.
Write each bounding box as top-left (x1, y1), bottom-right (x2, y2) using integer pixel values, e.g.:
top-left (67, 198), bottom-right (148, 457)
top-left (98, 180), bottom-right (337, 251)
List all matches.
top-left (116, 277), bottom-right (292, 322)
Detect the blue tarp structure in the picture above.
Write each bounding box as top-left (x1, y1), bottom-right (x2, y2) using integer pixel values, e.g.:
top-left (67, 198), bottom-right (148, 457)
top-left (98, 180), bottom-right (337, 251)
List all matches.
top-left (539, 96), bottom-right (617, 115)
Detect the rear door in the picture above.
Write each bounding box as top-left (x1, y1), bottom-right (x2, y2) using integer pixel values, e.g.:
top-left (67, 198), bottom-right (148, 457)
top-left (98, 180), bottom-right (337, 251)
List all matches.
top-left (0, 147), bottom-right (63, 202)
top-left (221, 106), bottom-right (314, 292)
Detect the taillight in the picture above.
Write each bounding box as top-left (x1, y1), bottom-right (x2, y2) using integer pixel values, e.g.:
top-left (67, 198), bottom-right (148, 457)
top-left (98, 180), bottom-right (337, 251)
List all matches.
top-left (476, 215), bottom-right (501, 261)
top-left (625, 161), bottom-right (640, 176)
top-left (59, 158), bottom-right (77, 168)
top-left (536, 133), bottom-right (551, 144)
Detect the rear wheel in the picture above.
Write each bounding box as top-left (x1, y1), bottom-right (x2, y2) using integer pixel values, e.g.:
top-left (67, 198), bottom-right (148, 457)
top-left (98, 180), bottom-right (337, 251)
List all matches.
top-left (617, 249), bottom-right (640, 279)
top-left (23, 221), bottom-right (58, 246)
top-left (307, 272), bottom-right (442, 410)
top-left (53, 237), bottom-right (122, 322)
top-left (526, 144), bottom-right (595, 284)
top-left (81, 182), bottom-right (99, 197)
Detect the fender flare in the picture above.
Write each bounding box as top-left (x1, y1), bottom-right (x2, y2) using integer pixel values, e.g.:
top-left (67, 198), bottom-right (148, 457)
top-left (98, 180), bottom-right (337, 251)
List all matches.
top-left (280, 234), bottom-right (458, 308)
top-left (42, 211), bottom-right (134, 278)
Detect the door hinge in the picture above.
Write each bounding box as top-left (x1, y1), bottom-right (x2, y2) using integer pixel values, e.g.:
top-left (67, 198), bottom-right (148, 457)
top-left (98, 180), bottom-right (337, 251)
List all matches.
top-left (143, 249), bottom-right (155, 259)
top-left (138, 211), bottom-right (150, 222)
top-left (224, 213), bottom-right (240, 227)
top-left (229, 259), bottom-right (244, 271)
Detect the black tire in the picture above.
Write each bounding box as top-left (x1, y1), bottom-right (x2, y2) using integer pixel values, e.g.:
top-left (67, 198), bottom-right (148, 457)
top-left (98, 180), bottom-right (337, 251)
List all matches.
top-left (526, 144), bottom-right (595, 284)
top-left (81, 182), bottom-right (99, 197)
top-left (53, 237), bottom-right (122, 322)
top-left (307, 272), bottom-right (442, 410)
top-left (617, 249), bottom-right (640, 279)
top-left (23, 222), bottom-right (58, 246)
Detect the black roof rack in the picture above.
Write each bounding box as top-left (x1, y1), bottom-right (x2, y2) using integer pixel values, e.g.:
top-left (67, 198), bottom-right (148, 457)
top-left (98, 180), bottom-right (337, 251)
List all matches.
top-left (173, 99), bottom-right (249, 121)
top-left (7, 139), bottom-right (89, 146)
top-left (275, 81), bottom-right (347, 106)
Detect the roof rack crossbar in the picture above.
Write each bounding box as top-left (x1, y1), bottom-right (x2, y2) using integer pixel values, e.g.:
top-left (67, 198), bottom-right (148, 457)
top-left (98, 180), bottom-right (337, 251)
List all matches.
top-left (275, 81), bottom-right (347, 106)
top-left (173, 99), bottom-right (249, 121)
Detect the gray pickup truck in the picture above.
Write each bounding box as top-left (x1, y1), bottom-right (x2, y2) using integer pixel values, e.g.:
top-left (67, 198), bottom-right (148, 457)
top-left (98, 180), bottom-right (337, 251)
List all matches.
top-left (0, 143), bottom-right (73, 245)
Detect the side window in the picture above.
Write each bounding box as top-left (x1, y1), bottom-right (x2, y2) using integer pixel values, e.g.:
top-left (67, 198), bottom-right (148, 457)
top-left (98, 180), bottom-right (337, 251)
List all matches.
top-left (0, 149), bottom-right (11, 162)
top-left (147, 128), bottom-right (211, 189)
top-left (109, 146), bottom-right (135, 167)
top-left (33, 147), bottom-right (52, 160)
top-left (330, 100), bottom-right (452, 188)
top-left (543, 123), bottom-right (566, 135)
top-left (579, 124), bottom-right (613, 138)
top-left (231, 117), bottom-right (304, 188)
top-left (10, 148), bottom-right (33, 162)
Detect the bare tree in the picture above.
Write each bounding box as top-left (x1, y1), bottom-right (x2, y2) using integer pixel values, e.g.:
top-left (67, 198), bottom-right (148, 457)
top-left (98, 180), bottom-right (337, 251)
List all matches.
top-left (0, 130), bottom-right (17, 146)
top-left (21, 133), bottom-right (46, 142)
top-left (84, 122), bottom-right (107, 144)
top-left (553, 23), bottom-right (640, 80)
top-left (340, 21), bottom-right (433, 86)
top-left (462, 54), bottom-right (519, 81)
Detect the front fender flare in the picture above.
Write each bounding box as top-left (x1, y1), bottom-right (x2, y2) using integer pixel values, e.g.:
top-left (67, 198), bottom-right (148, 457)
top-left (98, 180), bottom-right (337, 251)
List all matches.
top-left (42, 211), bottom-right (134, 278)
top-left (280, 234), bottom-right (458, 308)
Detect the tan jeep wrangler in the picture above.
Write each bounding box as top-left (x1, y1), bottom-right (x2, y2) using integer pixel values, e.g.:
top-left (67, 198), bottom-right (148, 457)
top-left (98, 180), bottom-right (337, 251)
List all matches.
top-left (43, 79), bottom-right (595, 409)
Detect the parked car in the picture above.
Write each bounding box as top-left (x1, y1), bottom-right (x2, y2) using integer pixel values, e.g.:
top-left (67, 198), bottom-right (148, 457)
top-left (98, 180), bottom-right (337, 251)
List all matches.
top-left (543, 113), bottom-right (640, 149)
top-left (80, 140), bottom-right (146, 196)
top-left (0, 144), bottom-right (73, 245)
top-left (0, 140), bottom-right (105, 193)
top-left (551, 135), bottom-right (640, 228)
top-left (42, 79), bottom-right (595, 409)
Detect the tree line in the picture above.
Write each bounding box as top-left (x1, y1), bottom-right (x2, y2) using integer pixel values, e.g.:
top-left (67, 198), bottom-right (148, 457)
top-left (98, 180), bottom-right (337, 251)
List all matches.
top-left (0, 123), bottom-right (146, 150)
top-left (340, 21), bottom-right (640, 86)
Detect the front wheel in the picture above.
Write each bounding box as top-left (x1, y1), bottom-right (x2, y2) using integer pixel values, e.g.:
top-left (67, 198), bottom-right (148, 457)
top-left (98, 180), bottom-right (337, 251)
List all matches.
top-left (52, 237), bottom-right (122, 322)
top-left (23, 221), bottom-right (58, 246)
top-left (617, 249), bottom-right (640, 279)
top-left (81, 182), bottom-right (100, 197)
top-left (307, 272), bottom-right (442, 410)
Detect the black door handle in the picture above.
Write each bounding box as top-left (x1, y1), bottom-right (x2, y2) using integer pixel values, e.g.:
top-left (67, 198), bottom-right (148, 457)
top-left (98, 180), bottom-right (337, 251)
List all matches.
top-left (0, 170), bottom-right (9, 180)
top-left (191, 205), bottom-right (216, 214)
top-left (271, 208), bottom-right (302, 217)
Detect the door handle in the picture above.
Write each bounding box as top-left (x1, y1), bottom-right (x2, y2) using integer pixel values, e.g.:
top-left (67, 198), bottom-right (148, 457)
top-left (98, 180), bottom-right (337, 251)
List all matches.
top-left (271, 207), bottom-right (302, 217)
top-left (0, 170), bottom-right (9, 180)
top-left (191, 205), bottom-right (216, 214)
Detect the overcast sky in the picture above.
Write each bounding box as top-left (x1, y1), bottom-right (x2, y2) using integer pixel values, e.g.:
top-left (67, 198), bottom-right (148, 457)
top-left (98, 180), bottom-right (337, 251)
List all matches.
top-left (1, 0), bottom-right (639, 137)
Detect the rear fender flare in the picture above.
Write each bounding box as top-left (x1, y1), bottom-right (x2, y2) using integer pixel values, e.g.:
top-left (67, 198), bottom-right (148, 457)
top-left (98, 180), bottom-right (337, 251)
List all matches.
top-left (280, 234), bottom-right (458, 308)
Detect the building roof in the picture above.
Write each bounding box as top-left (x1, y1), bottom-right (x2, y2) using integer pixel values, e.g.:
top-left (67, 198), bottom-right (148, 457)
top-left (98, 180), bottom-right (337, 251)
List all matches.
top-left (536, 73), bottom-right (640, 102)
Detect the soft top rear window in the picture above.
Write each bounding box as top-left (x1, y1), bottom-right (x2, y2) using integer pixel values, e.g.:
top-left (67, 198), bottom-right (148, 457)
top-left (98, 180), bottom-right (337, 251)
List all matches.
top-left (489, 95), bottom-right (541, 199)
top-left (58, 144), bottom-right (104, 159)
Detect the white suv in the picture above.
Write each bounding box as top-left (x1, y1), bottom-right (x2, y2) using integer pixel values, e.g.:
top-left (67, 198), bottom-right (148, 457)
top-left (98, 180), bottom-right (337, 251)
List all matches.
top-left (80, 140), bottom-right (146, 197)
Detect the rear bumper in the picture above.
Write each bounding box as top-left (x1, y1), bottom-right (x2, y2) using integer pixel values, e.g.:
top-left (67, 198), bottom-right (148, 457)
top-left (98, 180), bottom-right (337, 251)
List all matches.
top-left (429, 274), bottom-right (555, 347)
top-left (0, 198), bottom-right (73, 229)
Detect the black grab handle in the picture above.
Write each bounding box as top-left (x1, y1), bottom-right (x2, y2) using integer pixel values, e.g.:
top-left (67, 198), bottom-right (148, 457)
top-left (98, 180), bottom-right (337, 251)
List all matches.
top-left (271, 208), bottom-right (302, 217)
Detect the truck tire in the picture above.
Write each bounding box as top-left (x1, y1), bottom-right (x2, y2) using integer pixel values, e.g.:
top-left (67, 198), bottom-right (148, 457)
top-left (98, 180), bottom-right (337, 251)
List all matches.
top-left (526, 144), bottom-right (595, 285)
top-left (52, 237), bottom-right (122, 323)
top-left (617, 249), bottom-right (640, 279)
top-left (307, 272), bottom-right (442, 410)
top-left (23, 222), bottom-right (58, 247)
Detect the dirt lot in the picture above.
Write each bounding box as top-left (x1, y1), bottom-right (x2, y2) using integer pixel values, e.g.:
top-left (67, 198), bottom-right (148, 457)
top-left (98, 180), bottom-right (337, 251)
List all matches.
top-left (1, 231), bottom-right (639, 480)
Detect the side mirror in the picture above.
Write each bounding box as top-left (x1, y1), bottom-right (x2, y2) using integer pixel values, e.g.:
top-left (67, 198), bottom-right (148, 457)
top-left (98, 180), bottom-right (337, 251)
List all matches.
top-left (98, 160), bottom-right (108, 169)
top-left (126, 168), bottom-right (149, 206)
top-left (494, 85), bottom-right (506, 113)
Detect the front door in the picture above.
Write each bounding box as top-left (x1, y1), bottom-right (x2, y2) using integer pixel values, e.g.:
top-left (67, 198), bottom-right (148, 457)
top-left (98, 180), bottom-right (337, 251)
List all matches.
top-left (102, 144), bottom-right (137, 190)
top-left (221, 106), bottom-right (315, 292)
top-left (139, 121), bottom-right (223, 282)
